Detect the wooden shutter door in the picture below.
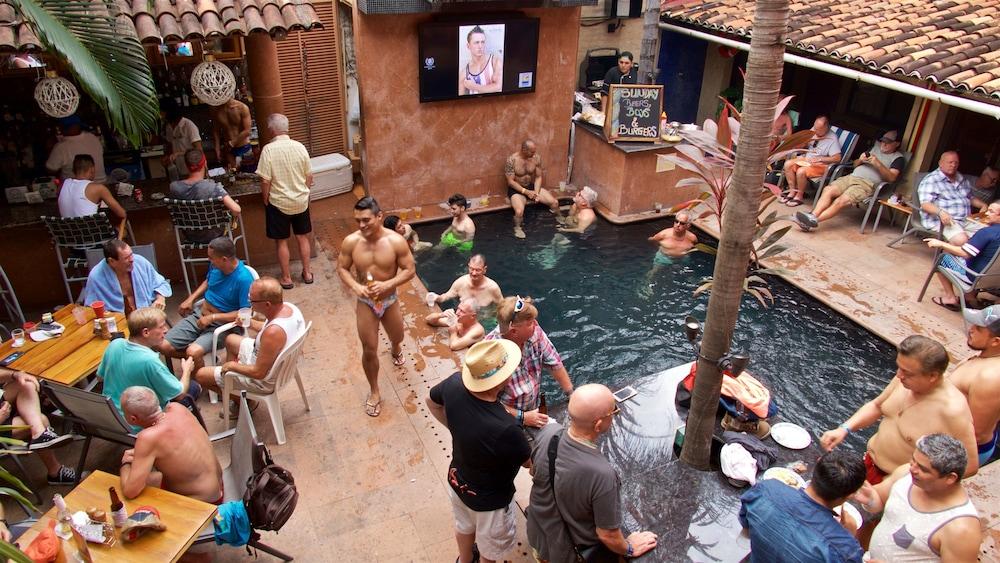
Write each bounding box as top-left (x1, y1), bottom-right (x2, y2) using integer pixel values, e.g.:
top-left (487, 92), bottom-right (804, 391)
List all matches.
top-left (275, 1), bottom-right (347, 156)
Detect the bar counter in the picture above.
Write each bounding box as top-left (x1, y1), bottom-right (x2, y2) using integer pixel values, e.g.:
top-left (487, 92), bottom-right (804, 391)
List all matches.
top-left (0, 176), bottom-right (272, 310)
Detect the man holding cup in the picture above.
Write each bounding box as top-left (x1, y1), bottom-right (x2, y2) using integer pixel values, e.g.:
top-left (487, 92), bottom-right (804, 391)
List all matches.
top-left (194, 278), bottom-right (305, 412)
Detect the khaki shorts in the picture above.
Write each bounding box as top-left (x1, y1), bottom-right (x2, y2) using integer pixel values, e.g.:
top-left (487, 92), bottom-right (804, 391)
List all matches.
top-left (828, 175), bottom-right (876, 205)
top-left (448, 488), bottom-right (516, 561)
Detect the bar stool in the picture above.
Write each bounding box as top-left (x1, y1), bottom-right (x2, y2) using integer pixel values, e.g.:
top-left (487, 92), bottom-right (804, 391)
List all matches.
top-left (163, 197), bottom-right (250, 294)
top-left (0, 264), bottom-right (25, 339)
top-left (41, 212), bottom-right (130, 304)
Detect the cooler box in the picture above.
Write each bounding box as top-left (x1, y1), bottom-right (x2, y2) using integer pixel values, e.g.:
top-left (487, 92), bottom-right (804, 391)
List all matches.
top-left (310, 153), bottom-right (353, 200)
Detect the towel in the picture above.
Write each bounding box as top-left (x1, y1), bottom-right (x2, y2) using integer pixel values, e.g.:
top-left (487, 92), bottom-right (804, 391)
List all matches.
top-left (720, 372), bottom-right (771, 419)
top-left (82, 253), bottom-right (171, 313)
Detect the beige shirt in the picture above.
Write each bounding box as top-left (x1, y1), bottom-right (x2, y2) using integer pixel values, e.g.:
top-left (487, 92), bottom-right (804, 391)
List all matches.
top-left (165, 117), bottom-right (201, 155)
top-left (255, 135), bottom-right (311, 215)
top-left (46, 131), bottom-right (106, 183)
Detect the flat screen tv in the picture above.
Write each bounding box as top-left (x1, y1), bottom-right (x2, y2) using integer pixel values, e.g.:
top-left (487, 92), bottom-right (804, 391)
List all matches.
top-left (418, 17), bottom-right (540, 103)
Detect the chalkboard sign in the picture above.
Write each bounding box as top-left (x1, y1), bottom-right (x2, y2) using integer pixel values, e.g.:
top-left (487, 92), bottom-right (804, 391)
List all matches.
top-left (603, 84), bottom-right (663, 142)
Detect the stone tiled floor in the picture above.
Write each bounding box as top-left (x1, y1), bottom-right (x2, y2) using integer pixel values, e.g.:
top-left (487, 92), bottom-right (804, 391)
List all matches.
top-left (4, 192), bottom-right (995, 561)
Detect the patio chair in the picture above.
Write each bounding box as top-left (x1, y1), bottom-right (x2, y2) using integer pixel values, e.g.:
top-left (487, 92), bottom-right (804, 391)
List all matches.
top-left (886, 173), bottom-right (945, 248)
top-left (916, 246), bottom-right (1000, 324)
top-left (41, 212), bottom-right (134, 303)
top-left (819, 150), bottom-right (913, 234)
top-left (221, 321), bottom-right (312, 445)
top-left (163, 197), bottom-right (250, 294)
top-left (777, 125), bottom-right (860, 204)
top-left (191, 391), bottom-right (294, 561)
top-left (0, 264), bottom-right (25, 339)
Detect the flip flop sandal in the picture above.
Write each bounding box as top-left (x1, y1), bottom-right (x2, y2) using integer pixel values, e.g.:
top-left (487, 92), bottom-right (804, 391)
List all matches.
top-left (392, 351), bottom-right (405, 366)
top-left (302, 273), bottom-right (314, 284)
top-left (932, 296), bottom-right (961, 312)
top-left (365, 399), bottom-right (382, 417)
top-left (279, 280), bottom-right (294, 290)
top-left (786, 198), bottom-right (805, 207)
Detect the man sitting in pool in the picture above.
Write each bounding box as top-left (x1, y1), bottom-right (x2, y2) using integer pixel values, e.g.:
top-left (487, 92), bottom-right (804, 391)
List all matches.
top-left (505, 139), bottom-right (564, 238)
top-left (649, 210), bottom-right (697, 266)
top-left (485, 296), bottom-right (574, 433)
top-left (428, 254), bottom-right (503, 312)
top-left (425, 298), bottom-right (485, 351)
top-left (820, 335), bottom-right (979, 483)
top-left (383, 215), bottom-right (432, 252)
top-left (557, 186), bottom-right (598, 234)
top-left (439, 193), bottom-right (475, 251)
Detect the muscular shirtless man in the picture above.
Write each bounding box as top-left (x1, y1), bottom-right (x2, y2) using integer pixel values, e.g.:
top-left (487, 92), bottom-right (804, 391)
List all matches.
top-left (459, 25), bottom-right (503, 96)
top-left (439, 193), bottom-right (475, 251)
top-left (950, 306), bottom-right (1000, 465)
top-left (428, 254), bottom-right (503, 315)
top-left (119, 386), bottom-right (223, 503)
top-left (337, 197), bottom-right (416, 417)
top-left (820, 335), bottom-right (979, 483)
top-left (649, 211), bottom-right (698, 266)
top-left (212, 98), bottom-right (252, 171)
top-left (505, 140), bottom-right (563, 238)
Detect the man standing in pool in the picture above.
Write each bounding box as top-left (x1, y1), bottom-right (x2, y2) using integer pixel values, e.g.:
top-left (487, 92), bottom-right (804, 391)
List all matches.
top-left (949, 305), bottom-right (1000, 466)
top-left (439, 193), bottom-right (476, 251)
top-left (429, 254), bottom-right (504, 315)
top-left (649, 211), bottom-right (698, 266)
top-left (337, 197), bottom-right (416, 417)
top-left (505, 139), bottom-right (564, 238)
top-left (485, 296), bottom-right (574, 431)
top-left (820, 335), bottom-right (979, 483)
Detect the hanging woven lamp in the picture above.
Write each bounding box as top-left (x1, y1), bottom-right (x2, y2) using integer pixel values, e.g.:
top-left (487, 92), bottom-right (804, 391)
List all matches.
top-left (34, 70), bottom-right (80, 118)
top-left (190, 55), bottom-right (236, 106)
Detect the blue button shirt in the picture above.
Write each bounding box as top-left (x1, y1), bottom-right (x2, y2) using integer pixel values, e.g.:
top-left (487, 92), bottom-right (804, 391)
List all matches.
top-left (739, 480), bottom-right (863, 563)
top-left (204, 260), bottom-right (253, 312)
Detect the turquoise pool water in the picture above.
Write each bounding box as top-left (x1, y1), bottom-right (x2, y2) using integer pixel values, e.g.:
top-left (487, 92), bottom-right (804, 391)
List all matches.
top-left (415, 207), bottom-right (895, 446)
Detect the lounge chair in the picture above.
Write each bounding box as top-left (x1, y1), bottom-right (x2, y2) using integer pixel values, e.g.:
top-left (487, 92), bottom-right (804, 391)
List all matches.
top-left (776, 125), bottom-right (860, 204)
top-left (818, 150), bottom-right (913, 234)
top-left (917, 246), bottom-right (1000, 322)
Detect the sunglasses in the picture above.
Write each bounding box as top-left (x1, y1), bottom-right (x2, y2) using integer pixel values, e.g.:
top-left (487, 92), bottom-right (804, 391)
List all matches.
top-left (603, 405), bottom-right (621, 419)
top-left (676, 220), bottom-right (691, 226)
top-left (809, 140), bottom-right (818, 149)
top-left (511, 296), bottom-right (526, 323)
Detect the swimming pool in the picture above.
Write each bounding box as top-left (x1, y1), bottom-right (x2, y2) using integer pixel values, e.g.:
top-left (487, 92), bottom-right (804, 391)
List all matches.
top-left (414, 207), bottom-right (896, 447)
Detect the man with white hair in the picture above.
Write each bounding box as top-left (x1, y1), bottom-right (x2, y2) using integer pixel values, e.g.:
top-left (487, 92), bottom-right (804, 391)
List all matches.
top-left (119, 386), bottom-right (223, 504)
top-left (256, 113), bottom-right (314, 290)
top-left (649, 211), bottom-right (697, 266)
top-left (558, 187), bottom-right (598, 234)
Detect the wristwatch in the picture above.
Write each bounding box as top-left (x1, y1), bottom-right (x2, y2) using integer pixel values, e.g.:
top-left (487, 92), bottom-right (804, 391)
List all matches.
top-left (625, 542), bottom-right (634, 558)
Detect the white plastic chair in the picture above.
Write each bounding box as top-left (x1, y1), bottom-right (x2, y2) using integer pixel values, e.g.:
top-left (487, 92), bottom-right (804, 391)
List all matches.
top-left (221, 321), bottom-right (312, 445)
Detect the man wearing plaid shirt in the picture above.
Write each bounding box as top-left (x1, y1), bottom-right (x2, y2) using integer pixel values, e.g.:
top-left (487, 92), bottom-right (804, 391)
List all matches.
top-left (919, 151), bottom-right (974, 246)
top-left (484, 296), bottom-right (574, 430)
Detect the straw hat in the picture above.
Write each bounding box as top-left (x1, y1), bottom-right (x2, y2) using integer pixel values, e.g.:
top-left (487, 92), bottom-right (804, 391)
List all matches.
top-left (462, 339), bottom-right (522, 393)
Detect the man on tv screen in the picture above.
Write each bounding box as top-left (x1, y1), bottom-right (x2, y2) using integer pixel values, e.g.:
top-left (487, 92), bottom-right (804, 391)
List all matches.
top-left (459, 24), bottom-right (504, 96)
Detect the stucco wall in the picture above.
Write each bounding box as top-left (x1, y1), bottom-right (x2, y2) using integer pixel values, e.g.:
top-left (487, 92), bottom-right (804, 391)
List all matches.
top-left (353, 8), bottom-right (581, 211)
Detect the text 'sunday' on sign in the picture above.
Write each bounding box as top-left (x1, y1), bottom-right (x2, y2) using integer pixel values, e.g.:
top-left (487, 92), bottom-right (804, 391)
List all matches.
top-left (604, 84), bottom-right (663, 142)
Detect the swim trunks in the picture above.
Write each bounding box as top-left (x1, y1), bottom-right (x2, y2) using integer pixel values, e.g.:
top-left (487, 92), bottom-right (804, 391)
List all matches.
top-left (230, 144), bottom-right (252, 158)
top-left (978, 426), bottom-right (999, 466)
top-left (864, 451), bottom-right (888, 485)
top-left (440, 231), bottom-right (473, 252)
top-left (359, 292), bottom-right (398, 318)
top-left (653, 252), bottom-right (684, 266)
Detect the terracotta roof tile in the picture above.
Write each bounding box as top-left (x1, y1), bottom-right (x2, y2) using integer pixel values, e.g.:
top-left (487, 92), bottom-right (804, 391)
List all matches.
top-left (0, 0), bottom-right (321, 51)
top-left (664, 0), bottom-right (1000, 102)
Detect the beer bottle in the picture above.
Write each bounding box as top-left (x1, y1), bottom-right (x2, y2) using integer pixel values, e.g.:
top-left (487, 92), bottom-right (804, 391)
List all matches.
top-left (538, 392), bottom-right (547, 415)
top-left (109, 486), bottom-right (127, 527)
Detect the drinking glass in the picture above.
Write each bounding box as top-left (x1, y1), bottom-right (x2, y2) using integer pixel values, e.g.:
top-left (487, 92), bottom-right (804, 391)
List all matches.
top-left (654, 202), bottom-right (663, 213)
top-left (414, 206), bottom-right (423, 219)
top-left (480, 195), bottom-right (490, 207)
top-left (11, 329), bottom-right (25, 347)
top-left (238, 307), bottom-right (252, 329)
top-left (71, 306), bottom-right (88, 326)
top-left (559, 181), bottom-right (567, 191)
top-left (399, 208), bottom-right (410, 220)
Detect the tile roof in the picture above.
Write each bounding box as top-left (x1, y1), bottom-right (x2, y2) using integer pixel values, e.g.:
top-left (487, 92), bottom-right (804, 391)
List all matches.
top-left (662, 0), bottom-right (1000, 103)
top-left (0, 0), bottom-right (323, 51)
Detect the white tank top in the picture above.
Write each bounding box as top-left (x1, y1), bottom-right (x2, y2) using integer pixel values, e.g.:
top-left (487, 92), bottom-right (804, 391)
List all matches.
top-left (256, 302), bottom-right (305, 357)
top-left (57, 178), bottom-right (99, 217)
top-left (465, 54), bottom-right (494, 94)
top-left (867, 474), bottom-right (978, 561)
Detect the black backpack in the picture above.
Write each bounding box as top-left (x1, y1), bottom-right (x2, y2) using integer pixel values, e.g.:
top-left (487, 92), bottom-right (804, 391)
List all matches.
top-left (243, 444), bottom-right (298, 532)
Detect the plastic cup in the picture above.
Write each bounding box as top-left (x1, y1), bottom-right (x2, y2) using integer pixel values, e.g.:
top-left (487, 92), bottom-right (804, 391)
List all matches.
top-left (425, 292), bottom-right (439, 308)
top-left (414, 206), bottom-right (422, 219)
top-left (238, 307), bottom-right (252, 329)
top-left (11, 329), bottom-right (24, 347)
top-left (559, 181), bottom-right (567, 191)
top-left (399, 208), bottom-right (410, 220)
top-left (91, 301), bottom-right (106, 319)
top-left (480, 195), bottom-right (489, 207)
top-left (71, 306), bottom-right (88, 326)
top-left (654, 202), bottom-right (663, 213)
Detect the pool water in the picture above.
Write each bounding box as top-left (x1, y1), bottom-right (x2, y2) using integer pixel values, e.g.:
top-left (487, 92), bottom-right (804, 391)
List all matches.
top-left (415, 207), bottom-right (896, 447)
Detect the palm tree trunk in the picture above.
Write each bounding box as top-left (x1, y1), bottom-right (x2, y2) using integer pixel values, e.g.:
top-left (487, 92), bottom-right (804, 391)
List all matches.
top-left (680, 0), bottom-right (791, 469)
top-left (638, 0), bottom-right (661, 84)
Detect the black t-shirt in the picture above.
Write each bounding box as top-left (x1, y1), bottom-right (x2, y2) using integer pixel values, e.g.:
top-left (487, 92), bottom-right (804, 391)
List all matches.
top-left (429, 372), bottom-right (531, 511)
top-left (600, 66), bottom-right (637, 95)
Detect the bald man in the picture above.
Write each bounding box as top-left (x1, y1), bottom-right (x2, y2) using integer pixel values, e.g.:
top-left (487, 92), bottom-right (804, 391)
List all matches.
top-left (505, 140), bottom-right (564, 238)
top-left (119, 386), bottom-right (223, 503)
top-left (527, 384), bottom-right (658, 562)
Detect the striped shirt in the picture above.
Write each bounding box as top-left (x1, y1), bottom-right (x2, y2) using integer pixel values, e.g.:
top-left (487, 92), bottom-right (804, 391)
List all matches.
top-left (256, 134), bottom-right (311, 215)
top-left (918, 168), bottom-right (972, 230)
top-left (485, 323), bottom-right (564, 412)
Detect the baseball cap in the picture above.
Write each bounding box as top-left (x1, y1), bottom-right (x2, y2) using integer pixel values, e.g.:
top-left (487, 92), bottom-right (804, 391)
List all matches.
top-left (963, 305), bottom-right (1000, 334)
top-left (878, 130), bottom-right (899, 143)
top-left (58, 115), bottom-right (82, 128)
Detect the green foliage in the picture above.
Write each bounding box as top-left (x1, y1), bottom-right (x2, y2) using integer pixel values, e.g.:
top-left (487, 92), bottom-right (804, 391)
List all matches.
top-left (0, 426), bottom-right (37, 562)
top-left (17, 0), bottom-right (159, 147)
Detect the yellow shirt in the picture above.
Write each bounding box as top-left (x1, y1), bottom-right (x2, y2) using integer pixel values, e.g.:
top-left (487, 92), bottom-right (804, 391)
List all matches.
top-left (256, 135), bottom-right (311, 215)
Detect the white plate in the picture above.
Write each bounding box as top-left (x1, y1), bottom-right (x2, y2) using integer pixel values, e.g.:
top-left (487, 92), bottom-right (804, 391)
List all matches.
top-left (761, 467), bottom-right (806, 489)
top-left (770, 422), bottom-right (812, 449)
top-left (833, 502), bottom-right (863, 527)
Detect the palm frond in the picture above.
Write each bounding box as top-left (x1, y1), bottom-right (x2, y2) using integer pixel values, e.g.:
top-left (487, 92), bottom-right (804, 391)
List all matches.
top-left (17, 0), bottom-right (159, 147)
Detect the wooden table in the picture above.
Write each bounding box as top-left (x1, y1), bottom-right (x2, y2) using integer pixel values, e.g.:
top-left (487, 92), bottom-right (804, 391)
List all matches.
top-left (0, 304), bottom-right (127, 386)
top-left (872, 199), bottom-right (913, 233)
top-left (16, 470), bottom-right (217, 562)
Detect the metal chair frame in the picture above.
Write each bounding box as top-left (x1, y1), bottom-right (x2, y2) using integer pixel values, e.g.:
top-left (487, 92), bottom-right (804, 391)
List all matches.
top-left (0, 264), bottom-right (25, 337)
top-left (887, 173), bottom-right (945, 248)
top-left (817, 150), bottom-right (913, 234)
top-left (41, 212), bottom-right (133, 303)
top-left (163, 197), bottom-right (250, 294)
top-left (917, 246), bottom-right (1000, 325)
top-left (776, 125), bottom-right (860, 204)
